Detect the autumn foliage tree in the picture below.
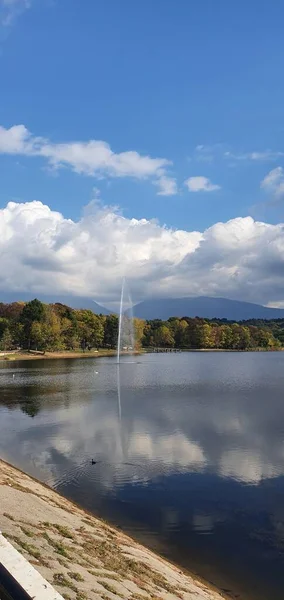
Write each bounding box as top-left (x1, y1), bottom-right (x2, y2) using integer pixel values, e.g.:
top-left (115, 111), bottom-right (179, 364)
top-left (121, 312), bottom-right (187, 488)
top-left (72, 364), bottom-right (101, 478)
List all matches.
top-left (0, 298), bottom-right (282, 353)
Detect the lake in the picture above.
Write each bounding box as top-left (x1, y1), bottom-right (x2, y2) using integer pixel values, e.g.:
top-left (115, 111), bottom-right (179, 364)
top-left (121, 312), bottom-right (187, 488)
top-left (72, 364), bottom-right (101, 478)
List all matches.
top-left (1, 352), bottom-right (284, 600)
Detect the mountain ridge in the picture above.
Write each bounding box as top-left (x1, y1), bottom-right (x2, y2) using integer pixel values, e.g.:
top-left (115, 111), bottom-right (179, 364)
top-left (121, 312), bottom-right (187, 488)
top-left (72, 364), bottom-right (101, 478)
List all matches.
top-left (2, 293), bottom-right (284, 321)
top-left (130, 296), bottom-right (284, 321)
top-left (0, 292), bottom-right (111, 315)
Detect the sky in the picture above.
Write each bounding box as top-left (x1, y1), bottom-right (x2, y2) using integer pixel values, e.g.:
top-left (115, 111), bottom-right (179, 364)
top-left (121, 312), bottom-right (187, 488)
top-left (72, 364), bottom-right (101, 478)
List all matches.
top-left (1, 0), bottom-right (284, 307)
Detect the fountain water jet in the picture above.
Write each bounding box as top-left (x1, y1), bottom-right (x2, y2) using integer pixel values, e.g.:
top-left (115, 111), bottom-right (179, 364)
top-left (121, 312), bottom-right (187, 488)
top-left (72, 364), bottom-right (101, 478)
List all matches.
top-left (117, 278), bottom-right (135, 364)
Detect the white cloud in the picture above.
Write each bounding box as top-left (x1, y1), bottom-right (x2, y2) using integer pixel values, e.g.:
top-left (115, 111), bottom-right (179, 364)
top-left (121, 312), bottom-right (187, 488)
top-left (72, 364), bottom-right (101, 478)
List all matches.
top-left (1, 200), bottom-right (284, 307)
top-left (155, 175), bottom-right (178, 196)
top-left (0, 0), bottom-right (31, 26)
top-left (194, 144), bottom-right (222, 163)
top-left (219, 450), bottom-right (277, 484)
top-left (129, 432), bottom-right (205, 470)
top-left (266, 301), bottom-right (284, 309)
top-left (194, 145), bottom-right (284, 164)
top-left (261, 167), bottom-right (284, 197)
top-left (225, 150), bottom-right (284, 162)
top-left (0, 124), bottom-right (177, 195)
top-left (185, 176), bottom-right (221, 193)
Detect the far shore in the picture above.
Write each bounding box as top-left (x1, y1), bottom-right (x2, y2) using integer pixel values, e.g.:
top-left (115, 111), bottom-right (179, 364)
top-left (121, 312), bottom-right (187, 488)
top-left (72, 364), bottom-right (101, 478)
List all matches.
top-left (0, 349), bottom-right (117, 362)
top-left (0, 346), bottom-right (282, 362)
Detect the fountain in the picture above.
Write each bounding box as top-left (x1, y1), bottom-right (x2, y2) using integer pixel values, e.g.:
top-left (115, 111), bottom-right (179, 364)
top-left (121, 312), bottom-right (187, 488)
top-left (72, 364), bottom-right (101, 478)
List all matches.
top-left (117, 277), bottom-right (135, 364)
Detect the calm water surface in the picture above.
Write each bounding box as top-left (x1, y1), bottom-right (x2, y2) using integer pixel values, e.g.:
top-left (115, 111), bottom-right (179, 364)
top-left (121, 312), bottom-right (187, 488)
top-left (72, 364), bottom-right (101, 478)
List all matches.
top-left (1, 352), bottom-right (284, 599)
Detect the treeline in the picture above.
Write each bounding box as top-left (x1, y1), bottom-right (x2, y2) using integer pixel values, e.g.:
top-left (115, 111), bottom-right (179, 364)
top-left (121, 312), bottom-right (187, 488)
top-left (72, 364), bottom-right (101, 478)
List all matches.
top-left (142, 317), bottom-right (281, 350)
top-left (0, 299), bottom-right (282, 352)
top-left (0, 300), bottom-right (120, 352)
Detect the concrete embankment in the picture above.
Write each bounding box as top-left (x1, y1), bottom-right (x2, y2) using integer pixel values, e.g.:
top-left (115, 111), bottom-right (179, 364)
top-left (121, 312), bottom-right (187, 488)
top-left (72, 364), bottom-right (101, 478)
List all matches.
top-left (0, 459), bottom-right (227, 600)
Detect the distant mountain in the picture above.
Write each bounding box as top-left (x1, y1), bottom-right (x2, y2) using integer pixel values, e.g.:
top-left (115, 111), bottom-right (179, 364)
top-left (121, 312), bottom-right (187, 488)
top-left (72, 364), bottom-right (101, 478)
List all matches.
top-left (131, 296), bottom-right (284, 321)
top-left (0, 292), bottom-right (111, 315)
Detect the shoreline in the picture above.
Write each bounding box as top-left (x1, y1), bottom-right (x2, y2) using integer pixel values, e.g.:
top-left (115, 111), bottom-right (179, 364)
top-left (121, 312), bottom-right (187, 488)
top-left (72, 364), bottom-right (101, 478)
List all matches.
top-left (0, 349), bottom-right (117, 361)
top-left (0, 346), bottom-right (282, 363)
top-left (0, 458), bottom-right (228, 600)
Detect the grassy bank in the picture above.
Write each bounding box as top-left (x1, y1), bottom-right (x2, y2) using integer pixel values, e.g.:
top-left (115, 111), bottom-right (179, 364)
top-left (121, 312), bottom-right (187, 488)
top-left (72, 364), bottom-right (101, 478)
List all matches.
top-left (0, 349), bottom-right (117, 361)
top-left (1, 346), bottom-right (282, 363)
top-left (0, 459), bottom-right (227, 600)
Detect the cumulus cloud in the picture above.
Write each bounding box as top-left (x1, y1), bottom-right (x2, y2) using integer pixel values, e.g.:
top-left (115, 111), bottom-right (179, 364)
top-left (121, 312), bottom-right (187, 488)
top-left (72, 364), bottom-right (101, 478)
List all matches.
top-left (155, 175), bottom-right (178, 196)
top-left (0, 124), bottom-right (177, 195)
top-left (261, 167), bottom-right (284, 197)
top-left (1, 200), bottom-right (284, 306)
top-left (184, 176), bottom-right (221, 192)
top-left (0, 0), bottom-right (30, 26)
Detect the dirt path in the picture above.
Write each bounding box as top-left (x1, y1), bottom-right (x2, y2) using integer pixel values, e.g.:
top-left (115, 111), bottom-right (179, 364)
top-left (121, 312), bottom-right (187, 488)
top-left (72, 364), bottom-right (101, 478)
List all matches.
top-left (0, 460), bottom-right (227, 600)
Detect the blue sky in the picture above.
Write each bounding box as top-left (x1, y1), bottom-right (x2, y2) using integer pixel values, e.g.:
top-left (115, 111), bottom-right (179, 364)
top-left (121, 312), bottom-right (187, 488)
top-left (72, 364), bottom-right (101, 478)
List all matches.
top-left (1, 0), bottom-right (284, 305)
top-left (1, 0), bottom-right (284, 229)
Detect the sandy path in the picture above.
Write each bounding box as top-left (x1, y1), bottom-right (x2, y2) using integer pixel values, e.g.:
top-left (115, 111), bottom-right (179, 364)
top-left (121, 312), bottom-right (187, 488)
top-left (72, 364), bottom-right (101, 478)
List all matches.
top-left (0, 460), bottom-right (227, 600)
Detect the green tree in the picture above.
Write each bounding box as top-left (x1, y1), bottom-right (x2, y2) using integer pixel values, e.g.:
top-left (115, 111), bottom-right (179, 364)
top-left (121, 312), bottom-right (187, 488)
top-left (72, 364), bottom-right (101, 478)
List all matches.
top-left (0, 318), bottom-right (9, 338)
top-left (134, 318), bottom-right (145, 350)
top-left (153, 325), bottom-right (175, 347)
top-left (77, 310), bottom-right (104, 349)
top-left (103, 314), bottom-right (119, 348)
top-left (0, 328), bottom-right (13, 351)
top-left (175, 319), bottom-right (189, 348)
top-left (30, 321), bottom-right (45, 350)
top-left (61, 317), bottom-right (79, 350)
top-left (42, 307), bottom-right (63, 351)
top-left (20, 299), bottom-right (45, 349)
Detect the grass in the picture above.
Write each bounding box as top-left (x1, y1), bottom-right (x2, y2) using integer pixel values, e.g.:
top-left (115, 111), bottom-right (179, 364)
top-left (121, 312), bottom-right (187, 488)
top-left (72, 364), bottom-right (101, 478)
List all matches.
top-left (58, 558), bottom-right (69, 568)
top-left (81, 534), bottom-right (177, 592)
top-left (43, 532), bottom-right (72, 558)
top-left (20, 526), bottom-right (34, 538)
top-left (88, 569), bottom-right (121, 581)
top-left (126, 559), bottom-right (178, 594)
top-left (98, 580), bottom-right (119, 594)
top-left (3, 533), bottom-right (46, 565)
top-left (53, 572), bottom-right (78, 593)
top-left (54, 524), bottom-right (74, 539)
top-left (67, 571), bottom-right (84, 582)
top-left (78, 558), bottom-right (95, 568)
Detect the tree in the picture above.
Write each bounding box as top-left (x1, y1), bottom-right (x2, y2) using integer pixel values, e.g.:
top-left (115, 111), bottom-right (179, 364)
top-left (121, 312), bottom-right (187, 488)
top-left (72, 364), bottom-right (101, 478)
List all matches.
top-left (77, 310), bottom-right (104, 349)
top-left (103, 314), bottom-right (119, 348)
top-left (141, 323), bottom-right (154, 347)
top-left (0, 328), bottom-right (13, 351)
top-left (42, 307), bottom-right (63, 350)
top-left (61, 317), bottom-right (79, 350)
top-left (0, 318), bottom-right (9, 338)
top-left (30, 321), bottom-right (45, 350)
top-left (20, 299), bottom-right (45, 349)
top-left (134, 318), bottom-right (145, 350)
top-left (153, 325), bottom-right (175, 347)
